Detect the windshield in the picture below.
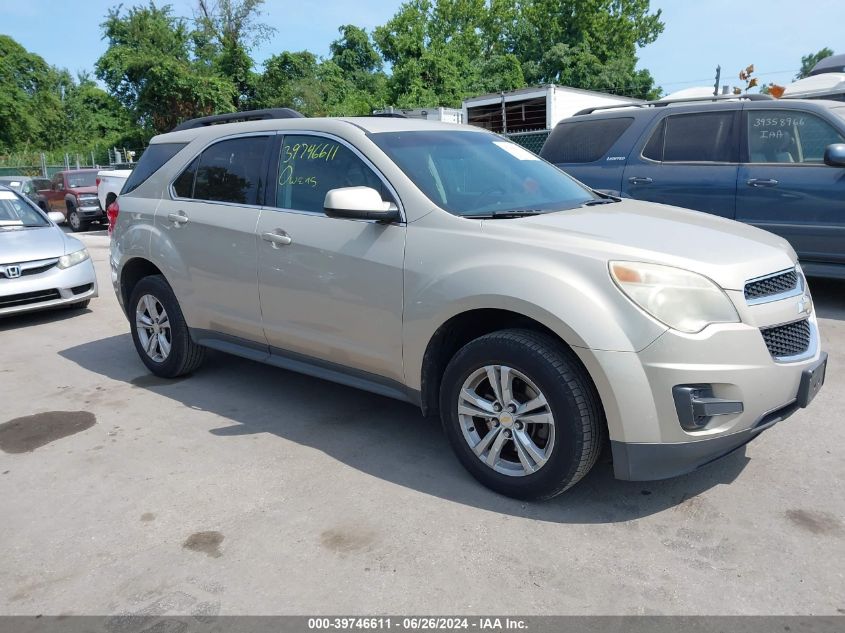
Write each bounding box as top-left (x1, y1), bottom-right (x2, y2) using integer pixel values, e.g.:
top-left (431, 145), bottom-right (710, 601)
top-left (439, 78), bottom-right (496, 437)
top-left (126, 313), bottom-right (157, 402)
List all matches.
top-left (66, 171), bottom-right (97, 188)
top-left (832, 105), bottom-right (845, 123)
top-left (0, 179), bottom-right (24, 192)
top-left (370, 130), bottom-right (597, 216)
top-left (0, 191), bottom-right (49, 228)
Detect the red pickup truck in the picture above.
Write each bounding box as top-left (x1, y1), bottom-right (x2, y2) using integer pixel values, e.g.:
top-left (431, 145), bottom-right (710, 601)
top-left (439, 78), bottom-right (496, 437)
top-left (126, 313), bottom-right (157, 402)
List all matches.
top-left (39, 169), bottom-right (105, 232)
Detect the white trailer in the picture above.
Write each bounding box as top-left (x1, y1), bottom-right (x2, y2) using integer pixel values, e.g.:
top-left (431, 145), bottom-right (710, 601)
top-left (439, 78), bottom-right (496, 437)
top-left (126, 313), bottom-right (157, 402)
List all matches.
top-left (462, 84), bottom-right (642, 133)
top-left (373, 107), bottom-right (464, 123)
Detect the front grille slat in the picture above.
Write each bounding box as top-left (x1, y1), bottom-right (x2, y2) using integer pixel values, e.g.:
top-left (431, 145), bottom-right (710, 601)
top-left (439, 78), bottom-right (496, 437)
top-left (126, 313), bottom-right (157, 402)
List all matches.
top-left (760, 319), bottom-right (811, 359)
top-left (0, 289), bottom-right (61, 309)
top-left (745, 270), bottom-right (798, 301)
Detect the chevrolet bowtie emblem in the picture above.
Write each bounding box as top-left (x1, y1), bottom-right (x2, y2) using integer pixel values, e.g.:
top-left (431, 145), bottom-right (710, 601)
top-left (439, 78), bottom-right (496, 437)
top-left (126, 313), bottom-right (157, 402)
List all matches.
top-left (797, 295), bottom-right (812, 316)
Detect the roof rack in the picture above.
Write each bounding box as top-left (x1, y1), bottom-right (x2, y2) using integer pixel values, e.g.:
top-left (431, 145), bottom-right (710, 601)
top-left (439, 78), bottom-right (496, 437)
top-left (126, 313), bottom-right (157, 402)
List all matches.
top-left (171, 108), bottom-right (305, 131)
top-left (369, 112), bottom-right (409, 118)
top-left (573, 93), bottom-right (774, 117)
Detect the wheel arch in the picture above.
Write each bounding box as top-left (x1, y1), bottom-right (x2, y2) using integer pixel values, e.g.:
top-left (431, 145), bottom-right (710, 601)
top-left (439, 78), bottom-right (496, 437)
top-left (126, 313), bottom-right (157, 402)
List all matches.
top-left (119, 257), bottom-right (166, 316)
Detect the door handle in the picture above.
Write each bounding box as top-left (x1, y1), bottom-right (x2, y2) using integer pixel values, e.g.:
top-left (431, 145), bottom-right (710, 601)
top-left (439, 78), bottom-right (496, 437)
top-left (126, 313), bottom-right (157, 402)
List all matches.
top-left (627, 176), bottom-right (653, 185)
top-left (261, 230), bottom-right (292, 247)
top-left (167, 212), bottom-right (189, 225)
top-left (747, 178), bottom-right (779, 188)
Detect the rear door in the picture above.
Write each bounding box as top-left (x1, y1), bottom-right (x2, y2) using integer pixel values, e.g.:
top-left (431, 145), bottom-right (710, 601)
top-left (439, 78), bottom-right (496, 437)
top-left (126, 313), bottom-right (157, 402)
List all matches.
top-left (540, 117), bottom-right (636, 193)
top-left (737, 107), bottom-right (845, 266)
top-left (622, 109), bottom-right (740, 218)
top-left (156, 134), bottom-right (272, 344)
top-left (47, 174), bottom-right (65, 212)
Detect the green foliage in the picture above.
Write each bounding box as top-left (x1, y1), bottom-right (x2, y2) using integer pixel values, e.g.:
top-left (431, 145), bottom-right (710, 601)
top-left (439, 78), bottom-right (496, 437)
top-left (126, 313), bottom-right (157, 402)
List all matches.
top-left (1, 0), bottom-right (665, 155)
top-left (96, 3), bottom-right (236, 135)
top-left (796, 47), bottom-right (834, 80)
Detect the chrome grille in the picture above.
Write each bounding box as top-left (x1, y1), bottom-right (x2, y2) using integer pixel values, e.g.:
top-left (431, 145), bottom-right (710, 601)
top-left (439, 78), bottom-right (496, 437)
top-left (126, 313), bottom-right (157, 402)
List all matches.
top-left (744, 269), bottom-right (798, 302)
top-left (760, 319), bottom-right (811, 359)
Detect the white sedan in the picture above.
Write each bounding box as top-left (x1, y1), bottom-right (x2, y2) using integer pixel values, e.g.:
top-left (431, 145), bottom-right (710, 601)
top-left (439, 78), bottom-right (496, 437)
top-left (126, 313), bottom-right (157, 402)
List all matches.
top-left (0, 186), bottom-right (97, 317)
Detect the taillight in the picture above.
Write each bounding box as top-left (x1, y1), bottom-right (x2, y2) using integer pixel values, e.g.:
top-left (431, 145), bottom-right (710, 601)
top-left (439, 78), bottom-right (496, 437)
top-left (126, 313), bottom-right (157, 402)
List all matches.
top-left (107, 200), bottom-right (119, 235)
top-left (95, 177), bottom-right (101, 187)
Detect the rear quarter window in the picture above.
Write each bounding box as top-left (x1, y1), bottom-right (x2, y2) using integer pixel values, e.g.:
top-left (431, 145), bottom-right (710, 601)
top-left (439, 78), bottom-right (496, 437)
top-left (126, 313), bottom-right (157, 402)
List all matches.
top-left (541, 117), bottom-right (634, 164)
top-left (122, 143), bottom-right (187, 195)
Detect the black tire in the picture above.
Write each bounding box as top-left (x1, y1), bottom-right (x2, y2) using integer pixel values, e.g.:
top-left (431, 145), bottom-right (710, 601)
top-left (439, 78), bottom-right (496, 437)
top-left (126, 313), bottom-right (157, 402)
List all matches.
top-left (128, 275), bottom-right (205, 378)
top-left (66, 203), bottom-right (88, 233)
top-left (439, 329), bottom-right (605, 500)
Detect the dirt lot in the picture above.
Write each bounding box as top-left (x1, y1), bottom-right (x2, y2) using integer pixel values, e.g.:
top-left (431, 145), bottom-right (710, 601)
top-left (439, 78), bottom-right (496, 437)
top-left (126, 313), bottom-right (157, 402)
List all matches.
top-left (1, 229), bottom-right (843, 616)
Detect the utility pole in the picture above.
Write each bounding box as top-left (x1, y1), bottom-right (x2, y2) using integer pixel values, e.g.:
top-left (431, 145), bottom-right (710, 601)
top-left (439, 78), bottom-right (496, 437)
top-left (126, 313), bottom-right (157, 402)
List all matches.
top-left (714, 65), bottom-right (721, 97)
top-left (500, 92), bottom-right (507, 134)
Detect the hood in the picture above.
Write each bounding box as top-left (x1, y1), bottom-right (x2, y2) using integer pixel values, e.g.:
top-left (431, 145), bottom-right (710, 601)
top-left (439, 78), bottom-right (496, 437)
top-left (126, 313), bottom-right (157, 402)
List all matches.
top-left (492, 199), bottom-right (796, 290)
top-left (69, 186), bottom-right (98, 195)
top-left (0, 225), bottom-right (76, 264)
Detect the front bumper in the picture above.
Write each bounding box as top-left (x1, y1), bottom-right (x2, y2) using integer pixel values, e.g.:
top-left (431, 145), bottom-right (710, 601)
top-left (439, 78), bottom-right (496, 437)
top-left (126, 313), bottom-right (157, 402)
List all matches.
top-left (0, 258), bottom-right (98, 317)
top-left (575, 307), bottom-right (825, 481)
top-left (76, 203), bottom-right (105, 220)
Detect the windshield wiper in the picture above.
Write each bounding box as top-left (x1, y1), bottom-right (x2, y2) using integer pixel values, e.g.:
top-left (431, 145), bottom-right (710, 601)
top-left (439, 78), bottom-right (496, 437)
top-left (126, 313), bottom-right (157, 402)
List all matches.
top-left (464, 209), bottom-right (544, 219)
top-left (581, 199), bottom-right (618, 206)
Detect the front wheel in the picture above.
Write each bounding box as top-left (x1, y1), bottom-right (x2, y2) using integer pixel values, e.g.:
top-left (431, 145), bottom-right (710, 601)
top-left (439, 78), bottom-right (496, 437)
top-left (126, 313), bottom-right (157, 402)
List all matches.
top-left (439, 329), bottom-right (605, 500)
top-left (67, 205), bottom-right (88, 232)
top-left (129, 275), bottom-right (205, 378)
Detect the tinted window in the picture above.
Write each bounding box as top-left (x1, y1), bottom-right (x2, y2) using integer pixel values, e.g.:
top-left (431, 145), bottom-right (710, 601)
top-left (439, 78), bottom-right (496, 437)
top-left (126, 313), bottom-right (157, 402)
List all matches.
top-left (371, 131), bottom-right (597, 216)
top-left (275, 135), bottom-right (392, 213)
top-left (747, 110), bottom-right (845, 163)
top-left (122, 143), bottom-right (186, 194)
top-left (173, 157), bottom-right (199, 198)
top-left (641, 119), bottom-right (665, 161)
top-left (33, 179), bottom-right (51, 191)
top-left (657, 112), bottom-right (737, 162)
top-left (542, 117), bottom-right (634, 163)
top-left (66, 171), bottom-right (97, 187)
top-left (194, 136), bottom-right (269, 205)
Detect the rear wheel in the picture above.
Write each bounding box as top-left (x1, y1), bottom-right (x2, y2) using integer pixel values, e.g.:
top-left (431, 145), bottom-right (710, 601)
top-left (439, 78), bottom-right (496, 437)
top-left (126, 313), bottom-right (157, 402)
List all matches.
top-left (129, 275), bottom-right (204, 378)
top-left (439, 329), bottom-right (604, 500)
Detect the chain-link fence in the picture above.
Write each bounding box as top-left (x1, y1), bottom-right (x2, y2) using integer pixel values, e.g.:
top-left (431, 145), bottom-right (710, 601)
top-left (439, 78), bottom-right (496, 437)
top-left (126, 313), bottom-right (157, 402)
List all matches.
top-left (0, 147), bottom-right (144, 178)
top-left (503, 129), bottom-right (551, 155)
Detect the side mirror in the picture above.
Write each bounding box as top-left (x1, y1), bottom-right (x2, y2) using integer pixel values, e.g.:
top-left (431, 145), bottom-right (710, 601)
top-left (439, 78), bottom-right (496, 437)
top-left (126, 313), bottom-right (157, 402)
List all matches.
top-left (823, 143), bottom-right (845, 167)
top-left (324, 186), bottom-right (400, 223)
top-left (48, 211), bottom-right (65, 224)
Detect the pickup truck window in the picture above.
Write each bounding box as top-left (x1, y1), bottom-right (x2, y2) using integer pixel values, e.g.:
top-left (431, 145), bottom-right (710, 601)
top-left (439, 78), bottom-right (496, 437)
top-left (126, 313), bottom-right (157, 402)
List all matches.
top-left (747, 110), bottom-right (845, 163)
top-left (66, 172), bottom-right (97, 188)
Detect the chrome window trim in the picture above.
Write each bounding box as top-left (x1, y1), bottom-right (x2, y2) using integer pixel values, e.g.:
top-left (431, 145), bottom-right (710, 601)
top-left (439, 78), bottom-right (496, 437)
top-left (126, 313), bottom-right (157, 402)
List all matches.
top-left (744, 266), bottom-right (803, 305)
top-left (268, 130), bottom-right (406, 224)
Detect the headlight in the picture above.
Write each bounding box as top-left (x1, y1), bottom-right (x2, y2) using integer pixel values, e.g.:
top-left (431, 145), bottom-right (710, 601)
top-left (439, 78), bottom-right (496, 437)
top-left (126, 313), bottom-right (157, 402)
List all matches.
top-left (57, 248), bottom-right (90, 269)
top-left (609, 261), bottom-right (739, 333)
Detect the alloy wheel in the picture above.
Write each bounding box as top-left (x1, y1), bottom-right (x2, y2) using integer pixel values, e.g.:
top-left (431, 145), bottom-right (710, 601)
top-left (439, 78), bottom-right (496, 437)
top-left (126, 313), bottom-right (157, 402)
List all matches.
top-left (457, 365), bottom-right (556, 477)
top-left (135, 294), bottom-right (172, 363)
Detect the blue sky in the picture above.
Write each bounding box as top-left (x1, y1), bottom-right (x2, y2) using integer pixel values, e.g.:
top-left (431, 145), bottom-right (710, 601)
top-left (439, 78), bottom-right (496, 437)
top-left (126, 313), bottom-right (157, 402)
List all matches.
top-left (1, 0), bottom-right (842, 95)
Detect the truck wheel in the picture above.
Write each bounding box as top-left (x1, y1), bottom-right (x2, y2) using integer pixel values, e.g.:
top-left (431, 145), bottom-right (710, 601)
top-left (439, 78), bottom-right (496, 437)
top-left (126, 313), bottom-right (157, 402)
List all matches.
top-left (67, 203), bottom-right (88, 233)
top-left (129, 275), bottom-right (205, 378)
top-left (439, 329), bottom-right (605, 500)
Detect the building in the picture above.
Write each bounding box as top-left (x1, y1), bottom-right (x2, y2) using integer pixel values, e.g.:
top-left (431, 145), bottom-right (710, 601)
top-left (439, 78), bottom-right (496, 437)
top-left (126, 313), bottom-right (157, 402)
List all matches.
top-left (462, 84), bottom-right (643, 133)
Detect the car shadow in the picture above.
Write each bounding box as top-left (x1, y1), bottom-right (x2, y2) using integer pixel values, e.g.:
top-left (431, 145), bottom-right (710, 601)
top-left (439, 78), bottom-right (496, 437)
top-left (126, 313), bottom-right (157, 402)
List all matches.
top-left (807, 276), bottom-right (845, 321)
top-left (59, 333), bottom-right (750, 524)
top-left (0, 305), bottom-right (91, 331)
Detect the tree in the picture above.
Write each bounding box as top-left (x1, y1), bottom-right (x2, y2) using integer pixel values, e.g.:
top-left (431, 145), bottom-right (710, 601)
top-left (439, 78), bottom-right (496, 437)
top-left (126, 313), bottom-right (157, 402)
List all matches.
top-left (96, 3), bottom-right (236, 135)
top-left (195, 0), bottom-right (276, 108)
top-left (796, 47), bottom-right (834, 80)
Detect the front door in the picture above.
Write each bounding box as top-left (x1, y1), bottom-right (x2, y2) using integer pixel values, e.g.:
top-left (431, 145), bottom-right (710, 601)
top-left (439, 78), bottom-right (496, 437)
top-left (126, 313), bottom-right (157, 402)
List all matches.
top-left (255, 133), bottom-right (406, 384)
top-left (155, 134), bottom-right (271, 344)
top-left (47, 174), bottom-right (65, 212)
top-left (622, 109), bottom-right (740, 218)
top-left (737, 108), bottom-right (845, 266)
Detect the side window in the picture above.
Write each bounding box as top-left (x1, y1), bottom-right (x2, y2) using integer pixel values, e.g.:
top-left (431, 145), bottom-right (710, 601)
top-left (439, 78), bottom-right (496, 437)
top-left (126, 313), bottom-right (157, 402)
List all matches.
top-left (641, 119), bottom-right (665, 161)
top-left (747, 110), bottom-right (845, 164)
top-left (661, 112), bottom-right (737, 162)
top-left (53, 176), bottom-right (64, 191)
top-left (275, 135), bottom-right (393, 213)
top-left (194, 136), bottom-right (269, 205)
top-left (122, 142), bottom-right (186, 194)
top-left (173, 157), bottom-right (199, 198)
top-left (541, 117), bottom-right (634, 164)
